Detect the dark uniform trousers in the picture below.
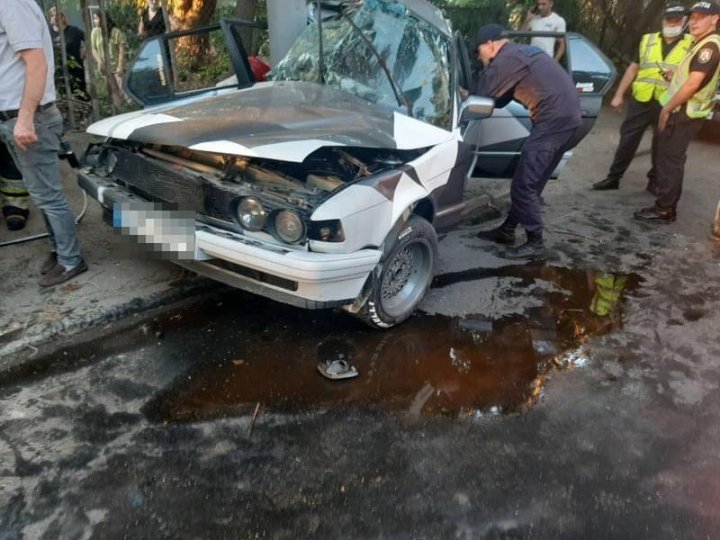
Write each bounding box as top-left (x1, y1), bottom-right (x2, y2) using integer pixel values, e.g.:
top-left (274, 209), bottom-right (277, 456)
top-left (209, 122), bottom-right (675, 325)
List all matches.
top-left (607, 96), bottom-right (661, 183)
top-left (654, 112), bottom-right (704, 209)
top-left (508, 124), bottom-right (584, 233)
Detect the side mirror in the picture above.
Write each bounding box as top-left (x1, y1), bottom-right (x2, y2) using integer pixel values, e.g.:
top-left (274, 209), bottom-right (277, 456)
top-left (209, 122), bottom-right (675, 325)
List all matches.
top-left (460, 96), bottom-right (494, 123)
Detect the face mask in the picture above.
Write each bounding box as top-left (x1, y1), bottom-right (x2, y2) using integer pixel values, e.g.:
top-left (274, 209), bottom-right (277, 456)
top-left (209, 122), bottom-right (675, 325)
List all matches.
top-left (663, 25), bottom-right (683, 38)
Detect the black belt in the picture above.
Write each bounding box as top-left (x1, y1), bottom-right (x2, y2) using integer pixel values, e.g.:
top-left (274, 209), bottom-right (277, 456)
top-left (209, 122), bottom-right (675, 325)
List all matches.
top-left (0, 102), bottom-right (55, 121)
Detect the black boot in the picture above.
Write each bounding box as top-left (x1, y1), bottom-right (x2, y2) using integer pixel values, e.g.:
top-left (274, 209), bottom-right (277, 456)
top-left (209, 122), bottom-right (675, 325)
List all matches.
top-left (592, 177), bottom-right (620, 191)
top-left (633, 205), bottom-right (676, 223)
top-left (476, 218), bottom-right (517, 245)
top-left (504, 231), bottom-right (546, 261)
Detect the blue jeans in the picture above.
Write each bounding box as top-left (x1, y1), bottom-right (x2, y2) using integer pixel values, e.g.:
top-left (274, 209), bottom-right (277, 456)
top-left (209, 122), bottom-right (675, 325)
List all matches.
top-left (0, 105), bottom-right (82, 268)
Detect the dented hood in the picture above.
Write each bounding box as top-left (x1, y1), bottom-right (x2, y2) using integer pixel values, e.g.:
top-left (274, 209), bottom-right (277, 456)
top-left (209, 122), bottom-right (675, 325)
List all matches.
top-left (87, 81), bottom-right (452, 163)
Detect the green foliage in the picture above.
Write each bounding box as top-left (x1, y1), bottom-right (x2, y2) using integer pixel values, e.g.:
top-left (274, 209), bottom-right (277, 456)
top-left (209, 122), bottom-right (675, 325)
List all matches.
top-left (430, 0), bottom-right (664, 72)
top-left (104, 0), bottom-right (143, 58)
top-left (431, 1), bottom-right (511, 38)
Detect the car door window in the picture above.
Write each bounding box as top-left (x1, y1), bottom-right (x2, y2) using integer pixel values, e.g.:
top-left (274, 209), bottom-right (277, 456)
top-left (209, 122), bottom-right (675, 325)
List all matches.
top-left (126, 37), bottom-right (173, 104)
top-left (125, 20), bottom-right (261, 107)
top-left (566, 35), bottom-right (614, 96)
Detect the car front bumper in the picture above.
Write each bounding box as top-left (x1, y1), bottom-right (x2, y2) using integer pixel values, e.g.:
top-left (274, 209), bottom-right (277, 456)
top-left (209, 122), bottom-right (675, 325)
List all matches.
top-left (78, 170), bottom-right (382, 309)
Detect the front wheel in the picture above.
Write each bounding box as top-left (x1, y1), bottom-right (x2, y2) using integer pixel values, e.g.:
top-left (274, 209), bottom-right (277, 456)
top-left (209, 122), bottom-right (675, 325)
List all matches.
top-left (356, 215), bottom-right (438, 329)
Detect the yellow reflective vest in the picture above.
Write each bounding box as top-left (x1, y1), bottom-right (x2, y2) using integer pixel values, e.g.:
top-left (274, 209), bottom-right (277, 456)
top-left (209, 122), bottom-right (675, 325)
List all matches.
top-left (661, 33), bottom-right (720, 119)
top-left (632, 33), bottom-right (693, 103)
top-left (590, 274), bottom-right (628, 317)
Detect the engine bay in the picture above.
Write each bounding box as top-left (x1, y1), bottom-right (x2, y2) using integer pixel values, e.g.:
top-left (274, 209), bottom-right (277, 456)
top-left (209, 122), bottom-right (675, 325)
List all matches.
top-left (88, 140), bottom-right (425, 212)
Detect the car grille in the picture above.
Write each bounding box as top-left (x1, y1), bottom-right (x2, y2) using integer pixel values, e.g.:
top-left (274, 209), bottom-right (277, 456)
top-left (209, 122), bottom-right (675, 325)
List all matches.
top-left (112, 148), bottom-right (234, 221)
top-left (206, 259), bottom-right (298, 291)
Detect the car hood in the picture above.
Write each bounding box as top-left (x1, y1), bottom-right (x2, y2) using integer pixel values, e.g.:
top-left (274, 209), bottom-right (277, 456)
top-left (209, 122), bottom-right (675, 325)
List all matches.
top-left (87, 81), bottom-right (453, 163)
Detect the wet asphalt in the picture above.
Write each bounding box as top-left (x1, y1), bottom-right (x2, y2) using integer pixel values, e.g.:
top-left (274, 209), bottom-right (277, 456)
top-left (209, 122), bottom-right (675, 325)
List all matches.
top-left (2, 122), bottom-right (720, 539)
top-left (2, 232), bottom-right (720, 538)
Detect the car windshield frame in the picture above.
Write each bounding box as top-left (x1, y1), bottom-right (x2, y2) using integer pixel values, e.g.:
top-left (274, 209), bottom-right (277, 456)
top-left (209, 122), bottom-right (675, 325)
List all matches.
top-left (270, 0), bottom-right (453, 130)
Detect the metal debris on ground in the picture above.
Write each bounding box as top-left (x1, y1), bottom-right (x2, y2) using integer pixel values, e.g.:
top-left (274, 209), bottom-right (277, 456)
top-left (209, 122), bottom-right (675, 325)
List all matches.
top-left (317, 359), bottom-right (359, 380)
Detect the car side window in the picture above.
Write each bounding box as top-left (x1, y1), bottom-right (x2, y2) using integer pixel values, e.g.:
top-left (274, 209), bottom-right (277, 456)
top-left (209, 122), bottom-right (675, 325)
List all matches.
top-left (126, 37), bottom-right (172, 105)
top-left (566, 35), bottom-right (614, 95)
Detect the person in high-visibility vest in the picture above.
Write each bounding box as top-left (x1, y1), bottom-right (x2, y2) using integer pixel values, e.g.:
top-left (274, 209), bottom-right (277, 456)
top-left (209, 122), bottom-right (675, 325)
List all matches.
top-left (0, 140), bottom-right (30, 231)
top-left (593, 3), bottom-right (692, 192)
top-left (635, 0), bottom-right (720, 223)
top-left (589, 273), bottom-right (629, 318)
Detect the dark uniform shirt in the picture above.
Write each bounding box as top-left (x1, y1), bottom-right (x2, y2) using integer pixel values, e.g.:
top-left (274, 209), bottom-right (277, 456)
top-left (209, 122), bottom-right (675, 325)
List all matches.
top-left (476, 42), bottom-right (582, 133)
top-left (688, 39), bottom-right (719, 92)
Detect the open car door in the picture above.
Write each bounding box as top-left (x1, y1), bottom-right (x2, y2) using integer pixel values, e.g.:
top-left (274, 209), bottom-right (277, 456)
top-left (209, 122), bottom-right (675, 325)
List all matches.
top-left (467, 31), bottom-right (616, 178)
top-left (124, 19), bottom-right (264, 108)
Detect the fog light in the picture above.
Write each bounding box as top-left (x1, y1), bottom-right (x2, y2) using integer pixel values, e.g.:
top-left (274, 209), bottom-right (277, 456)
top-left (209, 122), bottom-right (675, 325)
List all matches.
top-left (273, 209), bottom-right (305, 244)
top-left (236, 197), bottom-right (267, 231)
top-left (309, 219), bottom-right (345, 242)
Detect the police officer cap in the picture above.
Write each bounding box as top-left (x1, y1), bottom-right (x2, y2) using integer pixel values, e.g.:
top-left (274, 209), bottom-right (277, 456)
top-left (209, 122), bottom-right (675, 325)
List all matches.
top-left (663, 3), bottom-right (686, 17)
top-left (475, 24), bottom-right (506, 48)
top-left (689, 0), bottom-right (720, 14)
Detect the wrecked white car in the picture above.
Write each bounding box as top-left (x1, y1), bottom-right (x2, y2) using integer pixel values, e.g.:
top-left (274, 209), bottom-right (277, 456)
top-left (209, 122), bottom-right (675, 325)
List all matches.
top-left (78, 0), bottom-right (615, 328)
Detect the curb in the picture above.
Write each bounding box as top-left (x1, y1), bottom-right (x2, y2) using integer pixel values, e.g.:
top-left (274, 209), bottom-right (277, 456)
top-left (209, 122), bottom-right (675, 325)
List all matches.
top-left (0, 278), bottom-right (222, 368)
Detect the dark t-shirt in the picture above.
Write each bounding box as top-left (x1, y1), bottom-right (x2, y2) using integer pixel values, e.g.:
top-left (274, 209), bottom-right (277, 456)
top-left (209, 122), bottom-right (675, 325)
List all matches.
top-left (142, 8), bottom-right (166, 37)
top-left (62, 25), bottom-right (85, 64)
top-left (689, 41), bottom-right (720, 92)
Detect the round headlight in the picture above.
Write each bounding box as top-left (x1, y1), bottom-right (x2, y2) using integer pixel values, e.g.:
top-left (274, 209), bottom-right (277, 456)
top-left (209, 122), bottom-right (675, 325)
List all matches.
top-left (236, 197), bottom-right (267, 231)
top-left (274, 209), bottom-right (305, 244)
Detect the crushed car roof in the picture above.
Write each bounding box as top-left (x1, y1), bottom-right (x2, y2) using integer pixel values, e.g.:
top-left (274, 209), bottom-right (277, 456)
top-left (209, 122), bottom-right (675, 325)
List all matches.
top-left (323, 0), bottom-right (449, 36)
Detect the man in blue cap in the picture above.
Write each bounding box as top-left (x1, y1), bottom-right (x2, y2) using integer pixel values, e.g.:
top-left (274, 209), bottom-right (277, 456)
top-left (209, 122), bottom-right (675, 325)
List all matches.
top-left (473, 24), bottom-right (583, 260)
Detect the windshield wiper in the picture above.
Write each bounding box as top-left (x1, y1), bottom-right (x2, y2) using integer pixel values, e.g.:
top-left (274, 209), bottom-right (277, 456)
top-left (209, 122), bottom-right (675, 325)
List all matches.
top-left (340, 11), bottom-right (412, 117)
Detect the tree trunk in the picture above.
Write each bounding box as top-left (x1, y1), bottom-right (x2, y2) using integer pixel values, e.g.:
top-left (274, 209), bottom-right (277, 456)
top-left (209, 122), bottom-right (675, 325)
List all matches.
top-left (612, 0), bottom-right (666, 59)
top-left (233, 0), bottom-right (260, 55)
top-left (172, 0), bottom-right (218, 31)
top-left (81, 0), bottom-right (100, 122)
top-left (170, 0), bottom-right (218, 69)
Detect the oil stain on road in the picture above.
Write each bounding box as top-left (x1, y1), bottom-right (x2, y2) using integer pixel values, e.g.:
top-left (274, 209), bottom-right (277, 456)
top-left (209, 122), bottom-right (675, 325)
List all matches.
top-left (141, 265), bottom-right (641, 423)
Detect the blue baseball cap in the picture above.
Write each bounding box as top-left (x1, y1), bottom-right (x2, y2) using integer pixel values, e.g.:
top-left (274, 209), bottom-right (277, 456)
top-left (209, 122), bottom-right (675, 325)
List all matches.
top-left (475, 24), bottom-right (506, 48)
top-left (664, 3), bottom-right (687, 17)
top-left (689, 0), bottom-right (720, 14)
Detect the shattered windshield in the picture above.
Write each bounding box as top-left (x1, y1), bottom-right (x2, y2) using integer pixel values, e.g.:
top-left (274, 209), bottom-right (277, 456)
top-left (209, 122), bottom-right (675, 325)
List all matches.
top-left (270, 0), bottom-right (452, 130)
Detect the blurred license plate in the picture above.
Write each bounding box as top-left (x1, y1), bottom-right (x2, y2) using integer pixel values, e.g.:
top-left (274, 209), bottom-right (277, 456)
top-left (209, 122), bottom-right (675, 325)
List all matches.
top-left (113, 202), bottom-right (195, 260)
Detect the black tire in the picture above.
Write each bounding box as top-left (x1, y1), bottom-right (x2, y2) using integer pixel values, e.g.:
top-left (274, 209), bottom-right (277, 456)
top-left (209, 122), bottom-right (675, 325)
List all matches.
top-left (356, 215), bottom-right (438, 329)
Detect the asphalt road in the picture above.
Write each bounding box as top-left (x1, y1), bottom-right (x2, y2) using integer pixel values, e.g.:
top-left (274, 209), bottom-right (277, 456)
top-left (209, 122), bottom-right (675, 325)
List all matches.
top-left (1, 112), bottom-right (720, 539)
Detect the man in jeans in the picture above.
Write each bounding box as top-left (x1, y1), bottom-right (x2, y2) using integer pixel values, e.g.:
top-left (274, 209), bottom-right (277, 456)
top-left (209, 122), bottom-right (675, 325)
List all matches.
top-left (0, 0), bottom-right (86, 286)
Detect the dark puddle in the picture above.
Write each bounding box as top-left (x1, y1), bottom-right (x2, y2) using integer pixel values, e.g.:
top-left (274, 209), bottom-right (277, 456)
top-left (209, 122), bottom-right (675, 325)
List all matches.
top-left (142, 266), bottom-right (641, 423)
